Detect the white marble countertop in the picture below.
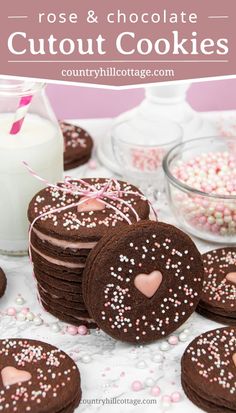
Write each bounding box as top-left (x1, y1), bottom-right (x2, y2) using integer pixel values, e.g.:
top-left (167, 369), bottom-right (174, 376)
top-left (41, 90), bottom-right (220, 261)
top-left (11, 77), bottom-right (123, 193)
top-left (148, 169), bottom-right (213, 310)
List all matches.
top-left (0, 114), bottom-right (233, 413)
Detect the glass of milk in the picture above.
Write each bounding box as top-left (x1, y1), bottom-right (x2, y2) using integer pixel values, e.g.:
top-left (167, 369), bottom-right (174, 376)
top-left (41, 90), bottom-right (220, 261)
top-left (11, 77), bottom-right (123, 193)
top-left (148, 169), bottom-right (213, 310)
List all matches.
top-left (0, 80), bottom-right (64, 255)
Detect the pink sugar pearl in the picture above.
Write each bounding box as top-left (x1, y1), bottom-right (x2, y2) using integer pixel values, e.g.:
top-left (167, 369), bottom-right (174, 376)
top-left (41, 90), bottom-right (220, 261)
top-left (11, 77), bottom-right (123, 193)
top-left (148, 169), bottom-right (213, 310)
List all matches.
top-left (131, 380), bottom-right (143, 392)
top-left (7, 307), bottom-right (16, 316)
top-left (171, 391), bottom-right (181, 402)
top-left (78, 325), bottom-right (88, 335)
top-left (162, 395), bottom-right (172, 403)
top-left (88, 159), bottom-right (97, 169)
top-left (21, 307), bottom-right (29, 315)
top-left (150, 385), bottom-right (160, 397)
top-left (168, 335), bottom-right (179, 345)
top-left (67, 325), bottom-right (78, 335)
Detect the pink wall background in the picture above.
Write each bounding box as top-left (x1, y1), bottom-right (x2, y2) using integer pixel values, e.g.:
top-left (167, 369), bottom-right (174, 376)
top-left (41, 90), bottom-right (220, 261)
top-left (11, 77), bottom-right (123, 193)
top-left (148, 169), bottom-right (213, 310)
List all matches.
top-left (46, 78), bottom-right (235, 119)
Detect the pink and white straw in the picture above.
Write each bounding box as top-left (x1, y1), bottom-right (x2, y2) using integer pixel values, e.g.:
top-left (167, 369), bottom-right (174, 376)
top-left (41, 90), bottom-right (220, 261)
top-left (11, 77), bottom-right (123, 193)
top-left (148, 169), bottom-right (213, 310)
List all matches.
top-left (10, 95), bottom-right (33, 135)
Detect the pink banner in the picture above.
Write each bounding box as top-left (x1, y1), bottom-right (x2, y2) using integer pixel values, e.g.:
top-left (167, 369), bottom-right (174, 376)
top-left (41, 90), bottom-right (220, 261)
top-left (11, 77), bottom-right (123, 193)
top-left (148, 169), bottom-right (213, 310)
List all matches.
top-left (0, 0), bottom-right (235, 86)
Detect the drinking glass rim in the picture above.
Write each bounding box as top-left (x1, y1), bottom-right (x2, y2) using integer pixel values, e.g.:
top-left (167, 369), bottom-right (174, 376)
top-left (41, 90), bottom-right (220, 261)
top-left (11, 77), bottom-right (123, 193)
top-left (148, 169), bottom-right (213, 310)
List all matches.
top-left (0, 79), bottom-right (45, 96)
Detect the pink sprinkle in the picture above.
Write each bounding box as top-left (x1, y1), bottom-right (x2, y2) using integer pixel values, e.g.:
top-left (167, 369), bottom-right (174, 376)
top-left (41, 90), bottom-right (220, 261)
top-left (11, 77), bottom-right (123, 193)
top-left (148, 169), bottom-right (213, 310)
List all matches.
top-left (21, 307), bottom-right (29, 315)
top-left (131, 380), bottom-right (143, 392)
top-left (7, 307), bottom-right (16, 316)
top-left (88, 159), bottom-right (97, 169)
top-left (71, 353), bottom-right (79, 362)
top-left (171, 391), bottom-right (181, 402)
top-left (162, 395), bottom-right (171, 403)
top-left (168, 335), bottom-right (179, 345)
top-left (150, 385), bottom-right (160, 397)
top-left (78, 325), bottom-right (88, 335)
top-left (67, 325), bottom-right (78, 335)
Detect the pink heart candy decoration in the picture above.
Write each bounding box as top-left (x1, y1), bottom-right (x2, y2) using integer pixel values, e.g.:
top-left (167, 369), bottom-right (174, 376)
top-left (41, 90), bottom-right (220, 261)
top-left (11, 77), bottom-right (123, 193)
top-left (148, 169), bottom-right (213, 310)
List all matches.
top-left (226, 272), bottom-right (236, 285)
top-left (1, 366), bottom-right (32, 387)
top-left (232, 353), bottom-right (236, 368)
top-left (134, 270), bottom-right (163, 298)
top-left (77, 197), bottom-right (105, 212)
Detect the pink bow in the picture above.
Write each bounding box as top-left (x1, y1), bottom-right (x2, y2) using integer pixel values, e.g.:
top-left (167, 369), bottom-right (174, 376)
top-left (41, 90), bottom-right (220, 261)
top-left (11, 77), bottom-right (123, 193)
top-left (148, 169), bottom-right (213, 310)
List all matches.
top-left (23, 162), bottom-right (157, 261)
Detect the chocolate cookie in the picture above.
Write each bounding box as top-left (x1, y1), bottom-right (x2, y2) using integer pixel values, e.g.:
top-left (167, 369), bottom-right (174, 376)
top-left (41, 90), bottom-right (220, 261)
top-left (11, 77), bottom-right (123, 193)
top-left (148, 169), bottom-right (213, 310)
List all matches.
top-left (41, 300), bottom-right (97, 328)
top-left (60, 121), bottom-right (93, 171)
top-left (197, 248), bottom-right (236, 325)
top-left (181, 327), bottom-right (236, 413)
top-left (28, 178), bottom-right (150, 327)
top-left (0, 268), bottom-right (7, 298)
top-left (38, 282), bottom-right (84, 303)
top-left (28, 178), bottom-right (150, 242)
top-left (83, 221), bottom-right (204, 344)
top-left (0, 338), bottom-right (81, 412)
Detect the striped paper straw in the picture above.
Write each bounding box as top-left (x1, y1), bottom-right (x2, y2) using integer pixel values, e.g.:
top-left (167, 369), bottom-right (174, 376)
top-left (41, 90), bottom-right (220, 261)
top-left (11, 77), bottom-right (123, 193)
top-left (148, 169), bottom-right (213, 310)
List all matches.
top-left (10, 95), bottom-right (33, 135)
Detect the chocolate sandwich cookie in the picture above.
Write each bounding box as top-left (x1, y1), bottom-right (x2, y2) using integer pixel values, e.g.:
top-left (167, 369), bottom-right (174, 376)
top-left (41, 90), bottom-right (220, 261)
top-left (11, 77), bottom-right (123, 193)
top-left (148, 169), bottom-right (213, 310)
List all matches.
top-left (83, 221), bottom-right (204, 344)
top-left (31, 230), bottom-right (91, 260)
top-left (181, 327), bottom-right (236, 413)
top-left (34, 268), bottom-right (82, 294)
top-left (0, 268), bottom-right (7, 298)
top-left (33, 255), bottom-right (84, 283)
top-left (28, 178), bottom-right (150, 242)
top-left (41, 300), bottom-right (97, 328)
top-left (38, 281), bottom-right (84, 303)
top-left (0, 338), bottom-right (81, 413)
top-left (38, 285), bottom-right (84, 309)
top-left (40, 292), bottom-right (91, 319)
top-left (197, 247), bottom-right (236, 325)
top-left (28, 177), bottom-right (150, 327)
top-left (60, 121), bottom-right (94, 171)
top-left (34, 269), bottom-right (82, 293)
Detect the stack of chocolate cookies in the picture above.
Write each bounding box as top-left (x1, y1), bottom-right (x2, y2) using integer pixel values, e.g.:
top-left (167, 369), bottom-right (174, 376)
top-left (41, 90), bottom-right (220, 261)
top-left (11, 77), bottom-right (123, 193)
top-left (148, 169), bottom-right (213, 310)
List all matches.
top-left (60, 121), bottom-right (94, 171)
top-left (28, 178), bottom-right (150, 327)
top-left (197, 247), bottom-right (236, 325)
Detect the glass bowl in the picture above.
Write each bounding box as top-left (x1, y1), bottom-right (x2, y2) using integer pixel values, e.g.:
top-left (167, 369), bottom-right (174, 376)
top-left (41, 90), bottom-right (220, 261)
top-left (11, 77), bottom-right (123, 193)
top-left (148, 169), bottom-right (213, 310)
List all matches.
top-left (112, 116), bottom-right (182, 199)
top-left (163, 136), bottom-right (236, 244)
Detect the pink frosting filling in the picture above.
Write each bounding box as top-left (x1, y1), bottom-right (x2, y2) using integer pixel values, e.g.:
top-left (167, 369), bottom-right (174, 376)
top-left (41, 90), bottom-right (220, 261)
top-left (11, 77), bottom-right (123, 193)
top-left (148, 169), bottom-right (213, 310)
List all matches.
top-left (31, 245), bottom-right (85, 269)
top-left (33, 228), bottom-right (97, 250)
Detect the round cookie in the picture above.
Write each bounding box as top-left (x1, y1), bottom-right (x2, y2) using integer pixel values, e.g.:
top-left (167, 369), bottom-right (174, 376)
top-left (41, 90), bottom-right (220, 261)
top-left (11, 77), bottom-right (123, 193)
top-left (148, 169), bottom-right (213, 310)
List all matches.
top-left (197, 247), bottom-right (236, 324)
top-left (28, 178), bottom-right (150, 241)
top-left (0, 338), bottom-right (81, 412)
top-left (181, 327), bottom-right (236, 413)
top-left (60, 121), bottom-right (93, 171)
top-left (0, 268), bottom-right (7, 298)
top-left (82, 221), bottom-right (204, 344)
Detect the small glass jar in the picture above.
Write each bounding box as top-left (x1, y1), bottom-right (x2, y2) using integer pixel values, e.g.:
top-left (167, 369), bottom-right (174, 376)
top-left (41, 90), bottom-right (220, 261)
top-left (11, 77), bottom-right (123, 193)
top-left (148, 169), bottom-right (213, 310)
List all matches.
top-left (0, 80), bottom-right (64, 255)
top-left (112, 114), bottom-right (182, 199)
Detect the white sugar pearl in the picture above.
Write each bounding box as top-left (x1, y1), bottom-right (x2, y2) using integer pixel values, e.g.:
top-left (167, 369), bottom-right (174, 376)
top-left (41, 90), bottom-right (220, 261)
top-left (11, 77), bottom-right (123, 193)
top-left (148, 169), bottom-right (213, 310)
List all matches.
top-left (17, 313), bottom-right (26, 321)
top-left (179, 332), bottom-right (188, 342)
top-left (26, 312), bottom-right (34, 321)
top-left (145, 378), bottom-right (155, 387)
top-left (33, 316), bottom-right (43, 326)
top-left (161, 400), bottom-right (171, 410)
top-left (15, 296), bottom-right (25, 305)
top-left (152, 353), bottom-right (164, 363)
top-left (51, 323), bottom-right (61, 333)
top-left (136, 360), bottom-right (147, 369)
top-left (160, 342), bottom-right (170, 351)
top-left (81, 354), bottom-right (92, 364)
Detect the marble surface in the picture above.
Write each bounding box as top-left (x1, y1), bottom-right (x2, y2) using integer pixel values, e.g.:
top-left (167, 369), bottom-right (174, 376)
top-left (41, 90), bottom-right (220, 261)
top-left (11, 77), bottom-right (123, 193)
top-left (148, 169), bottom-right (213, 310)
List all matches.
top-left (0, 116), bottom-right (230, 413)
